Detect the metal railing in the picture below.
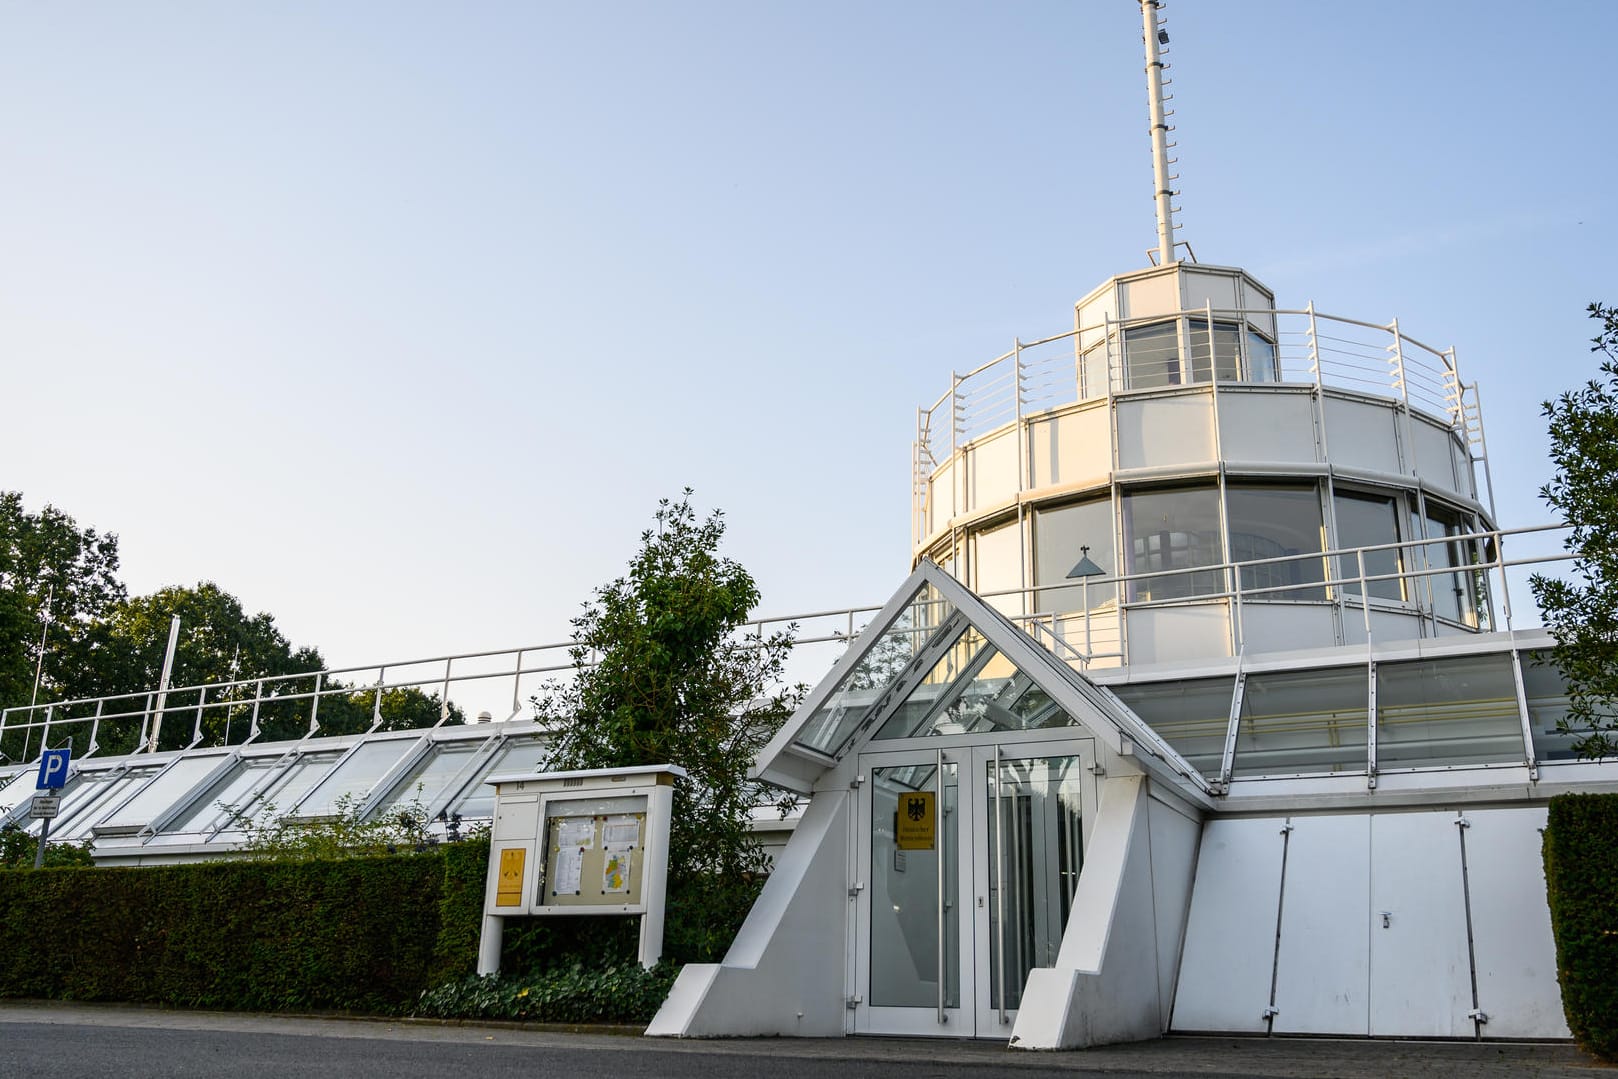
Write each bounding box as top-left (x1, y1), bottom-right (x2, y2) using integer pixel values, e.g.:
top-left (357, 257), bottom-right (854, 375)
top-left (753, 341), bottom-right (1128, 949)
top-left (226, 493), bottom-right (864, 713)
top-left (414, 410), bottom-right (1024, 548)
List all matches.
top-left (913, 305), bottom-right (1473, 547)
top-left (0, 524), bottom-right (1573, 773)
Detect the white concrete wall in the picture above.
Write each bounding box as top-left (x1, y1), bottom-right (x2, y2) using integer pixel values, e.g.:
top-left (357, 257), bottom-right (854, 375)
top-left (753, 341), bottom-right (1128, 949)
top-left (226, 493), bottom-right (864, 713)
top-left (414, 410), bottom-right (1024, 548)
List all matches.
top-left (646, 789), bottom-right (852, 1038)
top-left (1008, 775), bottom-right (1202, 1049)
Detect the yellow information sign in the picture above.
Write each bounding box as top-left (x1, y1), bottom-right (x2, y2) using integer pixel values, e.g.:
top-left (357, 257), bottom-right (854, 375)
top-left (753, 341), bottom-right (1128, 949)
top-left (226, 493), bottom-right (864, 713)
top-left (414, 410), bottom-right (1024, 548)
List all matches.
top-left (495, 847), bottom-right (526, 907)
top-left (895, 791), bottom-right (935, 851)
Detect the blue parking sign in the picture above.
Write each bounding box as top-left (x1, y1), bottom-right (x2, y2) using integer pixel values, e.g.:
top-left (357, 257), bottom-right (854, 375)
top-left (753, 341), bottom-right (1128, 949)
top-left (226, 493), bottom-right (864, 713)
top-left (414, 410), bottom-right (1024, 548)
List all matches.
top-left (36, 747), bottom-right (71, 791)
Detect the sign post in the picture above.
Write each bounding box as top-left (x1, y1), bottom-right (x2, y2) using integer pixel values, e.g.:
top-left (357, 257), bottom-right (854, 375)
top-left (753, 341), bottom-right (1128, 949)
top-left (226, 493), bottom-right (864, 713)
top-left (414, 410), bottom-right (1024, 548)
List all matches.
top-left (32, 747), bottom-right (71, 869)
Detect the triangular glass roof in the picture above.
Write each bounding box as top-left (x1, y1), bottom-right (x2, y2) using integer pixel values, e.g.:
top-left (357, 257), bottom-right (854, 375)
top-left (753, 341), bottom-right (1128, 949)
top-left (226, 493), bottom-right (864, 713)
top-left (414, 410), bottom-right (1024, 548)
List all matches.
top-left (754, 561), bottom-right (1213, 804)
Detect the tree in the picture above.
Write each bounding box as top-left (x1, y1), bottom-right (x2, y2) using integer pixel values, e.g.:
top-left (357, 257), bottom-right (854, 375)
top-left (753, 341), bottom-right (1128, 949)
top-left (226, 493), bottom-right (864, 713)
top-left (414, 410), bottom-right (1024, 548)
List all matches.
top-left (535, 491), bottom-right (800, 962)
top-left (1532, 303), bottom-right (1618, 758)
top-left (80, 582), bottom-right (462, 751)
top-left (0, 492), bottom-right (126, 710)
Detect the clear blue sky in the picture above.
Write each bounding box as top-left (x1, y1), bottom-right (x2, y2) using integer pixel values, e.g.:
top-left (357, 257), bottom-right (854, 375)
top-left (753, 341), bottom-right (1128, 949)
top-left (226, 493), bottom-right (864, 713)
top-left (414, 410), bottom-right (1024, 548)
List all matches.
top-left (2, 1), bottom-right (1611, 675)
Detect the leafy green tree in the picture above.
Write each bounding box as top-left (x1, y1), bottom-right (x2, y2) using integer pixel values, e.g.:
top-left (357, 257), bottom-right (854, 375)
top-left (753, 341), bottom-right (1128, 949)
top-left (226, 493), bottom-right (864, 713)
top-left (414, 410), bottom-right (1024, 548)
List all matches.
top-left (535, 491), bottom-right (799, 962)
top-left (0, 492), bottom-right (126, 711)
top-left (1532, 303), bottom-right (1618, 758)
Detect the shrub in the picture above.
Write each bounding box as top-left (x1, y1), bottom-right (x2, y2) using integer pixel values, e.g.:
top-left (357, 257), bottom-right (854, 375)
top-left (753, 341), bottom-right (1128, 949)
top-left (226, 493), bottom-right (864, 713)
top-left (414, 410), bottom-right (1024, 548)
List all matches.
top-left (415, 964), bottom-right (677, 1024)
top-left (0, 849), bottom-right (456, 1012)
top-left (1544, 793), bottom-right (1618, 1060)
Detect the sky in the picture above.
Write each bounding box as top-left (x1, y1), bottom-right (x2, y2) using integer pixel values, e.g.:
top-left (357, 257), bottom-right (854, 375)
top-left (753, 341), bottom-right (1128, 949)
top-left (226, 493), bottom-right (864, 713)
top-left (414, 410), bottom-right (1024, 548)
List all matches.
top-left (2, 1), bottom-right (1614, 694)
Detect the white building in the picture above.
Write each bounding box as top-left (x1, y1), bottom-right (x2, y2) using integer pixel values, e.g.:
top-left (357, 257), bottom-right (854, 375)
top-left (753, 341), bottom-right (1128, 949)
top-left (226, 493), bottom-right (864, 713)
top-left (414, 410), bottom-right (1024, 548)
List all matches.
top-left (646, 2), bottom-right (1611, 1048)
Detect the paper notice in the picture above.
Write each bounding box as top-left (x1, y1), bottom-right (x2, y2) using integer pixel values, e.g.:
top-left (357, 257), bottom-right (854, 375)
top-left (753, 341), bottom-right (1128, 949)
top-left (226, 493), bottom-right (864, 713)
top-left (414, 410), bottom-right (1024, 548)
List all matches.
top-left (557, 817), bottom-right (595, 849)
top-left (602, 850), bottom-right (632, 894)
top-left (602, 815), bottom-right (640, 850)
top-left (553, 845), bottom-right (584, 895)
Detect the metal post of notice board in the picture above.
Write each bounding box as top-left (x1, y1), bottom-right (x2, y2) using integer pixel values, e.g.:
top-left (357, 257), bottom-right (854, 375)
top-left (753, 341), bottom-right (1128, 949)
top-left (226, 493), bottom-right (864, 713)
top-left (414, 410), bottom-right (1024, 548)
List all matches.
top-left (477, 764), bottom-right (685, 974)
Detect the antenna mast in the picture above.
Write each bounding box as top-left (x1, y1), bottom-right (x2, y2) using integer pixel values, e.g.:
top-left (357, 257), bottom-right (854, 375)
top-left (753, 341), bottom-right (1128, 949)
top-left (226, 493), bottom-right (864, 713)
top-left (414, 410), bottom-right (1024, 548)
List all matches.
top-left (1140, 0), bottom-right (1179, 264)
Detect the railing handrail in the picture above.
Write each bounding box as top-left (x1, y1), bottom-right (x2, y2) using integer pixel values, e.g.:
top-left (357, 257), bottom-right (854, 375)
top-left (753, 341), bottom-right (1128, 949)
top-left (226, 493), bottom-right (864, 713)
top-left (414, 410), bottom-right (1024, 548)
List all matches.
top-left (0, 522), bottom-right (1572, 768)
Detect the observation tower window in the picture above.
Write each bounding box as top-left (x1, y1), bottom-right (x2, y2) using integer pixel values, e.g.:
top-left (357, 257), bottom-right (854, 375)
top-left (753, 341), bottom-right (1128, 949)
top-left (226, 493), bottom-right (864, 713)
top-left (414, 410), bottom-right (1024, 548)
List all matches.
top-left (1186, 319), bottom-right (1241, 383)
top-left (1122, 486), bottom-right (1223, 602)
top-left (971, 518), bottom-right (1024, 618)
top-left (1333, 491), bottom-right (1408, 602)
top-left (1032, 499), bottom-right (1116, 614)
top-left (1420, 505), bottom-right (1482, 627)
top-left (1246, 331), bottom-right (1278, 381)
top-left (1225, 484), bottom-right (1326, 601)
top-left (1123, 321), bottom-right (1182, 389)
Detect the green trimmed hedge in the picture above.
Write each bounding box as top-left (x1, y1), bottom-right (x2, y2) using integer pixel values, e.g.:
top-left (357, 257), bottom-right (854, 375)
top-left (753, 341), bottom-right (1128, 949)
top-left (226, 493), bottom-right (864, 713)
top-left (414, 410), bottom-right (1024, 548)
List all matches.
top-left (1544, 793), bottom-right (1618, 1061)
top-left (0, 840), bottom-right (490, 1013)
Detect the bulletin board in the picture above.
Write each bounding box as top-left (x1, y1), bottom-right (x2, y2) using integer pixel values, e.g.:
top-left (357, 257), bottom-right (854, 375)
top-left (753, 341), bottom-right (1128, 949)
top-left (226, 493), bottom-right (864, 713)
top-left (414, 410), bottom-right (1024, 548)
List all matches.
top-left (537, 794), bottom-right (648, 910)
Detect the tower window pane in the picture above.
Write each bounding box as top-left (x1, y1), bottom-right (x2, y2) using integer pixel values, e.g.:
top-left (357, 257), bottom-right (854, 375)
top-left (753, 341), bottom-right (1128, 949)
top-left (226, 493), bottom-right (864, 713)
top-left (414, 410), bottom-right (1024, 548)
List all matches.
top-left (1122, 486), bottom-right (1224, 601)
top-left (1226, 484), bottom-right (1325, 601)
top-left (1123, 321), bottom-right (1181, 389)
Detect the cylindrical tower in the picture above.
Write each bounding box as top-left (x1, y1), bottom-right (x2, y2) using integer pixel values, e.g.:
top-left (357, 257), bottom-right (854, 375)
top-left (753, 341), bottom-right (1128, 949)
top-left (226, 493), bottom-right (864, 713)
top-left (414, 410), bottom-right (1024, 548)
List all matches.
top-left (912, 260), bottom-right (1492, 668)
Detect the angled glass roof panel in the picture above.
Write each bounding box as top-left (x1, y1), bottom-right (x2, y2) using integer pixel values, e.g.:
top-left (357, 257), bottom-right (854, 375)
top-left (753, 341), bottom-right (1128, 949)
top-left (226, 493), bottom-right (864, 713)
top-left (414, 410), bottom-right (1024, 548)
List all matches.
top-left (874, 628), bottom-right (990, 739)
top-left (0, 769), bottom-right (35, 816)
top-left (53, 767), bottom-right (163, 841)
top-left (1233, 666), bottom-right (1368, 777)
top-left (293, 738), bottom-right (419, 818)
top-left (94, 753), bottom-right (230, 834)
top-left (1111, 677), bottom-right (1235, 780)
top-left (148, 756), bottom-right (283, 843)
top-left (210, 752), bottom-right (343, 839)
top-left (878, 643), bottom-right (1079, 739)
top-left (372, 740), bottom-right (487, 816)
top-left (451, 736), bottom-right (550, 819)
top-left (1375, 654), bottom-right (1524, 768)
top-left (791, 583), bottom-right (956, 756)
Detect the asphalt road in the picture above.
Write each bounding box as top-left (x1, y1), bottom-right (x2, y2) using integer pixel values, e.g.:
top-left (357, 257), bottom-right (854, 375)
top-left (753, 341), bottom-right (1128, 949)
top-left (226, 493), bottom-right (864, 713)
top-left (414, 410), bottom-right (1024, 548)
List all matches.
top-left (0, 1003), bottom-right (1604, 1079)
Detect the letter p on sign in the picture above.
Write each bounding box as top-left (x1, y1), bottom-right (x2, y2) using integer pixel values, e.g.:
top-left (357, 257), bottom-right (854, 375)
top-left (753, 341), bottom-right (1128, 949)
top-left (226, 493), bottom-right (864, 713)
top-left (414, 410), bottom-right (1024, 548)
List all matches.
top-left (36, 747), bottom-right (71, 791)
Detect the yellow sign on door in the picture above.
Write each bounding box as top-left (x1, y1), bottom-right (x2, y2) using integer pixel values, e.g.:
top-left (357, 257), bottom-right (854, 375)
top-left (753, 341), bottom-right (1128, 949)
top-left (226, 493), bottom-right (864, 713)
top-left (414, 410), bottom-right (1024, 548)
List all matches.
top-left (895, 791), bottom-right (935, 851)
top-left (496, 847), bottom-right (526, 907)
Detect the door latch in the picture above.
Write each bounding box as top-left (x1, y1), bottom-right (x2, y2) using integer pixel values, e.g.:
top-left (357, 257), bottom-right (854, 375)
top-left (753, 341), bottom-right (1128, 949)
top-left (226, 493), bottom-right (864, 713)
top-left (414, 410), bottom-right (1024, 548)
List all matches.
top-left (1380, 911), bottom-right (1392, 928)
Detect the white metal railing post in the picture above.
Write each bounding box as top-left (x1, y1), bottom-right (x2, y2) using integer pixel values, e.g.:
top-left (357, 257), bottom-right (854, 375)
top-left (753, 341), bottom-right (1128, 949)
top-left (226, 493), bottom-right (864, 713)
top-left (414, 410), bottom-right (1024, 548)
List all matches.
top-left (439, 658), bottom-right (454, 726)
top-left (249, 679), bottom-right (263, 742)
top-left (307, 672), bottom-right (322, 736)
top-left (1388, 317), bottom-right (1409, 407)
top-left (1306, 301), bottom-right (1322, 386)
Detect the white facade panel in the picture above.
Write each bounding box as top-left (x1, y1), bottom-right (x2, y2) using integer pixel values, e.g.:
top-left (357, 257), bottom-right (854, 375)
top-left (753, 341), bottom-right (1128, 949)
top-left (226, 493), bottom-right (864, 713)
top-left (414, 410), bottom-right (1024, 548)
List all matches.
top-left (1028, 407), bottom-right (1111, 490)
top-left (1368, 811), bottom-right (1472, 1037)
top-left (930, 460), bottom-right (957, 532)
top-left (969, 429), bottom-right (1019, 513)
top-left (1322, 397), bottom-right (1402, 476)
top-left (1272, 815), bottom-right (1372, 1035)
top-left (1125, 606), bottom-right (1231, 666)
top-left (1077, 285), bottom-right (1117, 330)
top-left (1171, 818), bottom-right (1284, 1033)
top-left (1121, 273), bottom-right (1179, 320)
top-left (1180, 270), bottom-right (1239, 314)
top-left (1411, 418), bottom-right (1462, 496)
top-left (1116, 396), bottom-right (1214, 471)
top-left (1146, 796), bottom-right (1202, 1023)
top-left (1464, 807), bottom-right (1571, 1039)
top-left (1238, 605), bottom-right (1340, 656)
top-left (1216, 390), bottom-right (1318, 466)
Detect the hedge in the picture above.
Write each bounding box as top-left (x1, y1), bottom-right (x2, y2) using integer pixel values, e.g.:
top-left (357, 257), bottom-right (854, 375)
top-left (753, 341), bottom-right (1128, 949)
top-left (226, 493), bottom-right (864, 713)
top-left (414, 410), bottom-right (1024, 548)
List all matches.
top-left (0, 839), bottom-right (492, 1013)
top-left (1544, 793), bottom-right (1618, 1061)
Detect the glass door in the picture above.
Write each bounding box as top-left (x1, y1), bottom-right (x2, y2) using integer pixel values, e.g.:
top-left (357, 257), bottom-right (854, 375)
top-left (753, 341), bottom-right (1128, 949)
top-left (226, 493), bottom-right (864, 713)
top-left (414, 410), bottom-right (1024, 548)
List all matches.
top-left (975, 747), bottom-right (1086, 1035)
top-left (854, 739), bottom-right (1089, 1038)
top-left (858, 750), bottom-right (965, 1035)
